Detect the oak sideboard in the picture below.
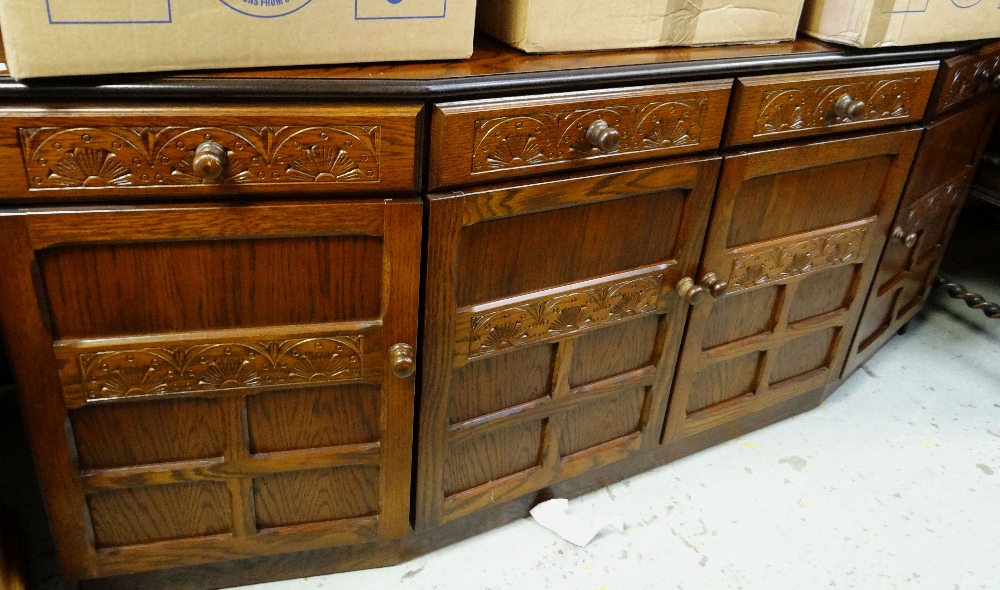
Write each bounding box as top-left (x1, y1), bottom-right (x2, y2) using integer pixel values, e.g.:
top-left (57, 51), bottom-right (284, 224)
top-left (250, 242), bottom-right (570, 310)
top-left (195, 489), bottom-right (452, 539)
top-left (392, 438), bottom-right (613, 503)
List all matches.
top-left (0, 35), bottom-right (997, 589)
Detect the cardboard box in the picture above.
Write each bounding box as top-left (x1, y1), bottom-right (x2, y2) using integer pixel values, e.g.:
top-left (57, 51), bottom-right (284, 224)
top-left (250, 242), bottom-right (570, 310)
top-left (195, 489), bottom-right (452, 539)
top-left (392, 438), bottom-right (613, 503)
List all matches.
top-left (0, 0), bottom-right (476, 79)
top-left (476, 0), bottom-right (805, 53)
top-left (802, 0), bottom-right (1000, 48)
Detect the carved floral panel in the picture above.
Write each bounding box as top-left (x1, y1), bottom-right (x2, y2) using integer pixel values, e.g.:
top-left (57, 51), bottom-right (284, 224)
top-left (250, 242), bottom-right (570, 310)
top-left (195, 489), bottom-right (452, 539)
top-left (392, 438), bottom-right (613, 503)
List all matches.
top-left (470, 99), bottom-right (708, 174)
top-left (753, 77), bottom-right (924, 138)
top-left (727, 228), bottom-right (869, 294)
top-left (63, 336), bottom-right (365, 406)
top-left (462, 273), bottom-right (666, 360)
top-left (939, 55), bottom-right (1000, 112)
top-left (20, 125), bottom-right (381, 190)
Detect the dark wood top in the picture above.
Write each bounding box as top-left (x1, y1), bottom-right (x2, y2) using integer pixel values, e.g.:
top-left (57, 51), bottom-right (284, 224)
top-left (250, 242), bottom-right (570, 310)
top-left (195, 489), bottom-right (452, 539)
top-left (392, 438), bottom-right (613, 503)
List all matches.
top-left (0, 34), bottom-right (986, 102)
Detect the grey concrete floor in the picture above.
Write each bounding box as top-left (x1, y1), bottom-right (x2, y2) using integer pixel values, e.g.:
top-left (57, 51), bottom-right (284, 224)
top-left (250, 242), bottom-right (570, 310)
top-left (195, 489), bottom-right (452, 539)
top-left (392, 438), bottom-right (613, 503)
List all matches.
top-left (240, 210), bottom-right (1000, 590)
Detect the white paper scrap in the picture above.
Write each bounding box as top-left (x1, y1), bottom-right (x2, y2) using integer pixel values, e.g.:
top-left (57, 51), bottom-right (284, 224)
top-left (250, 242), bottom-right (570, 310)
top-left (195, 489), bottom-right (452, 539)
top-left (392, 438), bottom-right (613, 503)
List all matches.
top-left (529, 498), bottom-right (623, 547)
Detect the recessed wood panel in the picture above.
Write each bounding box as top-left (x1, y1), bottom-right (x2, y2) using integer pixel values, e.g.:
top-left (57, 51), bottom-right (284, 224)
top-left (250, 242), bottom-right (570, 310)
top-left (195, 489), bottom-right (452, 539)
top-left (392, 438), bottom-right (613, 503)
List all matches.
top-left (769, 328), bottom-right (838, 385)
top-left (726, 157), bottom-right (889, 248)
top-left (558, 387), bottom-right (645, 456)
top-left (456, 190), bottom-right (685, 305)
top-left (246, 385), bottom-right (381, 454)
top-left (701, 287), bottom-right (778, 350)
top-left (70, 397), bottom-right (224, 470)
top-left (569, 316), bottom-right (660, 387)
top-left (443, 422), bottom-right (542, 496)
top-left (253, 466), bottom-right (381, 529)
top-left (87, 482), bottom-right (231, 549)
top-left (448, 345), bottom-right (553, 424)
top-left (38, 235), bottom-right (384, 339)
top-left (687, 354), bottom-right (762, 414)
top-left (787, 265), bottom-right (857, 324)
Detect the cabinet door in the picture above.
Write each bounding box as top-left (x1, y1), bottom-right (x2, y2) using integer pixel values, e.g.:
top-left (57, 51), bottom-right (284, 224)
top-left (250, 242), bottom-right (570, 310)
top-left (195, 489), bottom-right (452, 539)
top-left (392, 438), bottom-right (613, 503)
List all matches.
top-left (0, 200), bottom-right (421, 579)
top-left (843, 96), bottom-right (1000, 375)
top-left (663, 129), bottom-right (920, 442)
top-left (417, 158), bottom-right (721, 527)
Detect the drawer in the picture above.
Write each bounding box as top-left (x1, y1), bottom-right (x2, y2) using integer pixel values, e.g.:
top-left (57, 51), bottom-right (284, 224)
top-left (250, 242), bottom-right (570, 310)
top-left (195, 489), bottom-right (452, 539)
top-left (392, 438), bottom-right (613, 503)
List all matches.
top-left (0, 104), bottom-right (422, 201)
top-left (428, 80), bottom-right (732, 189)
top-left (928, 40), bottom-right (1000, 116)
top-left (725, 63), bottom-right (939, 147)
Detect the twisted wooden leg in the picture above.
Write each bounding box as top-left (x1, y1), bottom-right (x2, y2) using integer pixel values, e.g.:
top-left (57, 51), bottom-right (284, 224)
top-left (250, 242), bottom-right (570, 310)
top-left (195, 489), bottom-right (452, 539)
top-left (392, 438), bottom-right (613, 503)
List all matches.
top-left (933, 275), bottom-right (1000, 319)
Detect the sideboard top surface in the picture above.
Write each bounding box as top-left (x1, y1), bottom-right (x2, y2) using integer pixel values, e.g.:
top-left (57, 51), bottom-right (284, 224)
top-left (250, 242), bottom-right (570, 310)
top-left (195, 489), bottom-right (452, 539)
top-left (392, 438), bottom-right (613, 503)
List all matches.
top-left (0, 34), bottom-right (985, 102)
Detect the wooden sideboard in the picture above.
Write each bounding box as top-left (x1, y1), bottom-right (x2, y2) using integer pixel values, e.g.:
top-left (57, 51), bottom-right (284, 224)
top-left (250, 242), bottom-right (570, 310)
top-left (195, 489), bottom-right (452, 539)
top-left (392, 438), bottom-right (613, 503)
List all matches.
top-left (0, 35), bottom-right (998, 590)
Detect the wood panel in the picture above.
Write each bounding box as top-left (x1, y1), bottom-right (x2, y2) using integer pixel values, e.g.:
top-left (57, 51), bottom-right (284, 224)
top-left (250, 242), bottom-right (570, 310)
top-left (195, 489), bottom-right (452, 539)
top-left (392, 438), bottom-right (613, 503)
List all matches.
top-left (38, 235), bottom-right (384, 339)
top-left (0, 199), bottom-right (422, 579)
top-left (664, 129), bottom-right (920, 442)
top-left (0, 104), bottom-right (422, 201)
top-left (430, 81), bottom-right (730, 188)
top-left (843, 95), bottom-right (1000, 377)
top-left (418, 157), bottom-right (720, 528)
top-left (726, 63), bottom-right (938, 147)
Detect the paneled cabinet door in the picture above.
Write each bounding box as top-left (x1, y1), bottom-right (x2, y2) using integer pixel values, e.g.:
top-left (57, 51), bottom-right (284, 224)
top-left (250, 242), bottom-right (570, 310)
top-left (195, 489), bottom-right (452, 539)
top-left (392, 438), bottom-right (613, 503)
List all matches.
top-left (663, 129), bottom-right (921, 442)
top-left (843, 96), bottom-right (1000, 376)
top-left (417, 157), bottom-right (721, 527)
top-left (0, 199), bottom-right (421, 579)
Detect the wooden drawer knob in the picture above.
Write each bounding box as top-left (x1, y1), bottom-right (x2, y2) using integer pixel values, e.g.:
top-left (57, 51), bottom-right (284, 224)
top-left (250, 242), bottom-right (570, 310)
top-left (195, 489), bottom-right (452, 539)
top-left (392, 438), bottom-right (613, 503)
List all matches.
top-left (700, 272), bottom-right (728, 298)
top-left (192, 141), bottom-right (227, 180)
top-left (389, 343), bottom-right (416, 379)
top-left (834, 95), bottom-right (866, 121)
top-left (892, 226), bottom-right (918, 248)
top-left (677, 277), bottom-right (707, 306)
top-left (586, 120), bottom-right (621, 154)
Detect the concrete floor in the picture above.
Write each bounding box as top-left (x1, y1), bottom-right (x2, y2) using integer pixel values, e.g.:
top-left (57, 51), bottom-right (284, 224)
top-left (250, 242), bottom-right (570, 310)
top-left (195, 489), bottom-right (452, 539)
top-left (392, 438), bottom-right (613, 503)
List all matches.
top-left (241, 210), bottom-right (1000, 590)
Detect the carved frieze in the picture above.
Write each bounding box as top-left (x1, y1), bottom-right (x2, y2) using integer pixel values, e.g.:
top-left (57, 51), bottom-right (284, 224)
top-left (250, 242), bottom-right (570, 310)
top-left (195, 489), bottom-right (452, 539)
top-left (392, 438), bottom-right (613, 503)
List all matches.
top-left (65, 336), bottom-right (364, 405)
top-left (939, 56), bottom-right (1000, 112)
top-left (471, 99), bottom-right (708, 174)
top-left (727, 228), bottom-right (869, 293)
top-left (754, 77), bottom-right (923, 138)
top-left (464, 274), bottom-right (665, 359)
top-left (20, 125), bottom-right (380, 190)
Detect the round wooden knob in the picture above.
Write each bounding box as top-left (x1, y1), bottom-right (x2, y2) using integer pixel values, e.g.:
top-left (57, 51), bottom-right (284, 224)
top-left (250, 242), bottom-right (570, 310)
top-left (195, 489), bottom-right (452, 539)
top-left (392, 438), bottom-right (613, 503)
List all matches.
top-left (192, 141), bottom-right (227, 181)
top-left (586, 120), bottom-right (621, 154)
top-left (388, 343), bottom-right (415, 379)
top-left (677, 277), bottom-right (707, 306)
top-left (834, 95), bottom-right (866, 121)
top-left (892, 226), bottom-right (918, 248)
top-left (700, 272), bottom-right (728, 298)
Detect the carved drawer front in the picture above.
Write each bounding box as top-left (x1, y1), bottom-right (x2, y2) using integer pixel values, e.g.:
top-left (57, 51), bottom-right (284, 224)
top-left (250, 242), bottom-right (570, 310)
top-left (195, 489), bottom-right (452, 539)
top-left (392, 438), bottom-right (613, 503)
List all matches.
top-left (725, 63), bottom-right (939, 147)
top-left (417, 157), bottom-right (721, 527)
top-left (0, 200), bottom-right (421, 579)
top-left (928, 40), bottom-right (1000, 116)
top-left (664, 128), bottom-right (921, 442)
top-left (428, 80), bottom-right (732, 189)
top-left (0, 104), bottom-right (422, 201)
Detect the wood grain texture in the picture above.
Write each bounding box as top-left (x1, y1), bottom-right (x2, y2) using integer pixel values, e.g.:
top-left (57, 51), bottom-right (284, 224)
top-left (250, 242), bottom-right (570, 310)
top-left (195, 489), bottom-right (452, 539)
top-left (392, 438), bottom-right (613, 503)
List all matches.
top-left (87, 482), bottom-right (232, 548)
top-left (418, 157), bottom-right (720, 528)
top-left (664, 128), bottom-right (921, 443)
top-left (70, 397), bottom-right (225, 470)
top-left (0, 104), bottom-right (422, 200)
top-left (725, 63), bottom-right (938, 147)
top-left (430, 80), bottom-right (731, 188)
top-left (246, 385), bottom-right (381, 453)
top-left (253, 466), bottom-right (381, 528)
